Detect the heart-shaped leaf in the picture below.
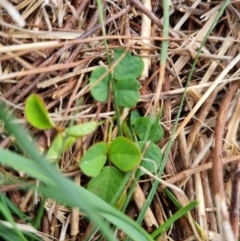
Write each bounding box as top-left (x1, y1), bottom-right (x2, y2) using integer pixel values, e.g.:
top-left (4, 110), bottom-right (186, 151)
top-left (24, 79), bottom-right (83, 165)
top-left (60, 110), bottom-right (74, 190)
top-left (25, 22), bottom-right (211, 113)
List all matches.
top-left (113, 49), bottom-right (144, 80)
top-left (90, 66), bottom-right (110, 102)
top-left (25, 94), bottom-right (55, 130)
top-left (108, 136), bottom-right (141, 172)
top-left (46, 133), bottom-right (76, 162)
top-left (80, 142), bottom-right (108, 177)
top-left (134, 117), bottom-right (164, 143)
top-left (115, 78), bottom-right (140, 107)
top-left (87, 166), bottom-right (125, 207)
top-left (137, 141), bottom-right (162, 176)
top-left (66, 122), bottom-right (97, 137)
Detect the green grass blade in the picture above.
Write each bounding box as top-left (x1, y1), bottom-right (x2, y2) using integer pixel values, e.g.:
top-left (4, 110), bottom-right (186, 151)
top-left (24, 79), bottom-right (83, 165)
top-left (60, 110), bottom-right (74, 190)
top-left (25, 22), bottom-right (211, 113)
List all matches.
top-left (151, 200), bottom-right (199, 239)
top-left (41, 183), bottom-right (154, 241)
top-left (0, 193), bottom-right (31, 224)
top-left (0, 150), bottom-right (57, 186)
top-left (0, 199), bottom-right (27, 241)
top-left (34, 196), bottom-right (45, 230)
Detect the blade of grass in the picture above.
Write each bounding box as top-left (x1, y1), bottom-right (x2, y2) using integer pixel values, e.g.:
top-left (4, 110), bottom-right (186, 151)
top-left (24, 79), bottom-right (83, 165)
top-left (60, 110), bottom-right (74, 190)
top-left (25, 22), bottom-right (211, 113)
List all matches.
top-left (0, 224), bottom-right (25, 241)
top-left (163, 189), bottom-right (204, 238)
top-left (0, 103), bottom-right (117, 241)
top-left (0, 197), bottom-right (27, 241)
top-left (34, 197), bottom-right (46, 230)
top-left (0, 193), bottom-right (31, 224)
top-left (151, 200), bottom-right (199, 239)
top-left (40, 183), bottom-right (154, 241)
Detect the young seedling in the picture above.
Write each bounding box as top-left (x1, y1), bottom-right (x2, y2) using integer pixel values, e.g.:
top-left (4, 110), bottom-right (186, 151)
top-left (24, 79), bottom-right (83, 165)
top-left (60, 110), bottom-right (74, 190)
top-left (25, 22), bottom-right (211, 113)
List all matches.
top-left (80, 110), bottom-right (165, 207)
top-left (80, 49), bottom-right (164, 209)
top-left (25, 94), bottom-right (97, 162)
top-left (80, 136), bottom-right (141, 206)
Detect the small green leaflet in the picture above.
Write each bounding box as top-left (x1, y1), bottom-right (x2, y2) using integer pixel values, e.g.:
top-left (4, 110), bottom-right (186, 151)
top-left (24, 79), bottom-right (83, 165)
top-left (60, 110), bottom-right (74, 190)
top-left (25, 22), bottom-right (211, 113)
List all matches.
top-left (137, 141), bottom-right (162, 176)
top-left (80, 142), bottom-right (108, 177)
top-left (66, 122), bottom-right (97, 137)
top-left (89, 49), bottom-right (144, 108)
top-left (87, 166), bottom-right (125, 207)
top-left (130, 110), bottom-right (141, 126)
top-left (90, 66), bottom-right (110, 102)
top-left (25, 94), bottom-right (55, 130)
top-left (115, 78), bottom-right (140, 107)
top-left (113, 49), bottom-right (144, 80)
top-left (134, 117), bottom-right (164, 143)
top-left (109, 136), bottom-right (141, 172)
top-left (46, 133), bottom-right (76, 162)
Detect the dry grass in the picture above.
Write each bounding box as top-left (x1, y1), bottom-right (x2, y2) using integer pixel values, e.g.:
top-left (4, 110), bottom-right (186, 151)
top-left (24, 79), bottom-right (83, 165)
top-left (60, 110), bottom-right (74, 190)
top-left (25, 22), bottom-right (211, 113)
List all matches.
top-left (1, 0), bottom-right (240, 240)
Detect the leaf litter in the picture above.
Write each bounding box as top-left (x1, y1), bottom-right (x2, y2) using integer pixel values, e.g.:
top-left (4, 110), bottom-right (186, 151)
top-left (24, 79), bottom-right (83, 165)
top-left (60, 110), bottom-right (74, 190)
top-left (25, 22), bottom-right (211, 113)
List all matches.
top-left (1, 1), bottom-right (240, 240)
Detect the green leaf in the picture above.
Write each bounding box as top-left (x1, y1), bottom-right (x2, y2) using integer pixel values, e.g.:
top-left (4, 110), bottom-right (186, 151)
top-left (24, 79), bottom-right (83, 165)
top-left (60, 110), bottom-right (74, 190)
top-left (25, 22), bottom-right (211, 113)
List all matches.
top-left (66, 121), bottom-right (97, 137)
top-left (25, 94), bottom-right (55, 130)
top-left (113, 49), bottom-right (144, 80)
top-left (134, 117), bottom-right (164, 143)
top-left (109, 136), bottom-right (141, 172)
top-left (137, 141), bottom-right (162, 176)
top-left (90, 66), bottom-right (110, 102)
top-left (130, 110), bottom-right (141, 126)
top-left (87, 166), bottom-right (125, 206)
top-left (46, 133), bottom-right (76, 162)
top-left (80, 142), bottom-right (108, 177)
top-left (115, 78), bottom-right (140, 108)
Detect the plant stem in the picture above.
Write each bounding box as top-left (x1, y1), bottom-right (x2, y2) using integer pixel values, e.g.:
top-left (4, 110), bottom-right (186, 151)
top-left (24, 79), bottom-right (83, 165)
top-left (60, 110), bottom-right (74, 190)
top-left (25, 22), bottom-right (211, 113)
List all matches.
top-left (96, 0), bottom-right (122, 136)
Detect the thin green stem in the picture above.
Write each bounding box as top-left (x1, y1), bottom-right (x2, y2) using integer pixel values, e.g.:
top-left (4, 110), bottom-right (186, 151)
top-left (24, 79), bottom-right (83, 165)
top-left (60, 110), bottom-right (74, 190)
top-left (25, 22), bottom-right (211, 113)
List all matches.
top-left (121, 109), bottom-right (162, 215)
top-left (34, 196), bottom-right (45, 230)
top-left (96, 0), bottom-right (122, 135)
top-left (121, 170), bottom-right (141, 213)
top-left (110, 171), bottom-right (133, 207)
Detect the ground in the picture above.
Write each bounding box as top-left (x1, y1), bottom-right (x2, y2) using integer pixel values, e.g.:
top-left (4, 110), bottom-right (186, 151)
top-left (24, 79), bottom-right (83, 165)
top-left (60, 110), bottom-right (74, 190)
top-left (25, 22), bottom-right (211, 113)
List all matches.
top-left (0, 1), bottom-right (240, 241)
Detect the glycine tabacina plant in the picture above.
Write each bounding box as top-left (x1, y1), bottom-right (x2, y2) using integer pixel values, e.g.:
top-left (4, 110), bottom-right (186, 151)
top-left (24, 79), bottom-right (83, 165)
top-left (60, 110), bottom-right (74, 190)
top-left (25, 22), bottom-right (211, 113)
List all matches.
top-left (80, 50), bottom-right (164, 207)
